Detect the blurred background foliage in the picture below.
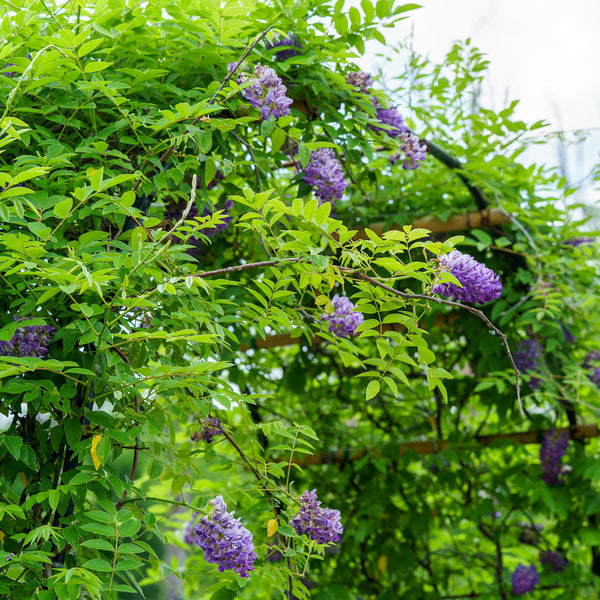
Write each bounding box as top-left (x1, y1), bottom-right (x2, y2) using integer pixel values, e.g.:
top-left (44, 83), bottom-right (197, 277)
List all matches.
top-left (0, 1), bottom-right (599, 599)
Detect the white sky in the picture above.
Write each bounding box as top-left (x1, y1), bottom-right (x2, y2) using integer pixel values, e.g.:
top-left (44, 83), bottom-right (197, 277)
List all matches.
top-left (360, 0), bottom-right (600, 206)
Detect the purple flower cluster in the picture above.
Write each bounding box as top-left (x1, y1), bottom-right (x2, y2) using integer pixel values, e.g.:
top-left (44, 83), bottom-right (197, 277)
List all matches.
top-left (583, 350), bottom-right (600, 389)
top-left (193, 496), bottom-right (257, 577)
top-left (432, 250), bottom-right (502, 305)
top-left (239, 64), bottom-right (293, 120)
top-left (3, 63), bottom-right (16, 77)
top-left (191, 417), bottom-right (224, 443)
top-left (290, 490), bottom-right (343, 544)
top-left (345, 71), bottom-right (373, 93)
top-left (303, 148), bottom-right (348, 204)
top-left (511, 564), bottom-right (539, 595)
top-left (540, 550), bottom-right (568, 573)
top-left (540, 430), bottom-right (569, 485)
top-left (266, 34), bottom-right (302, 62)
top-left (513, 339), bottom-right (544, 389)
top-left (390, 130), bottom-right (427, 170)
top-left (321, 295), bottom-right (364, 338)
top-left (0, 317), bottom-right (55, 358)
top-left (370, 102), bottom-right (406, 138)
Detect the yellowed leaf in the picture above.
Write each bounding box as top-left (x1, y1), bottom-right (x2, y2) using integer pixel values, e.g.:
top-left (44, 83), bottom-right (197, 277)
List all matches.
top-left (0, 531), bottom-right (4, 546)
top-left (267, 518), bottom-right (278, 537)
top-left (91, 434), bottom-right (102, 470)
top-left (378, 554), bottom-right (387, 573)
top-left (19, 473), bottom-right (31, 488)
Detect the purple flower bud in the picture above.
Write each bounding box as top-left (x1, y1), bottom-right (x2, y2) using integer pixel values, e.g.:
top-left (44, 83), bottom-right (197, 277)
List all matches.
top-left (193, 496), bottom-right (257, 577)
top-left (511, 564), bottom-right (539, 595)
top-left (540, 430), bottom-right (569, 485)
top-left (540, 550), bottom-right (568, 573)
top-left (0, 316), bottom-right (55, 358)
top-left (193, 417), bottom-right (224, 443)
top-left (583, 350), bottom-right (600, 389)
top-left (290, 490), bottom-right (343, 544)
top-left (345, 71), bottom-right (373, 93)
top-left (560, 322), bottom-right (575, 343)
top-left (518, 521), bottom-right (543, 546)
top-left (266, 34), bottom-right (303, 62)
top-left (321, 295), bottom-right (364, 338)
top-left (303, 148), bottom-right (348, 204)
top-left (514, 339), bottom-right (544, 389)
top-left (564, 236), bottom-right (594, 246)
top-left (239, 63), bottom-right (293, 120)
top-left (432, 250), bottom-right (502, 305)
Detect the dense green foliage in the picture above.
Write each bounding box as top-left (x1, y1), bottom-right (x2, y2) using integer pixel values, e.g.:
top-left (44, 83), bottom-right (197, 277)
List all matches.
top-left (1, 1), bottom-right (599, 599)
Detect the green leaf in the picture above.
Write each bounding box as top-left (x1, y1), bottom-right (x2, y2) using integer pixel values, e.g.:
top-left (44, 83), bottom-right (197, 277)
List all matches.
top-left (81, 539), bottom-right (114, 552)
top-left (116, 559), bottom-right (144, 570)
top-left (118, 519), bottom-right (140, 538)
top-left (298, 144), bottom-right (310, 169)
top-left (63, 419), bottom-right (82, 446)
top-left (4, 435), bottom-right (23, 460)
top-left (53, 197), bottom-right (73, 219)
top-left (365, 380), bottom-right (380, 400)
top-left (84, 61), bottom-right (112, 73)
top-left (83, 558), bottom-right (113, 572)
top-left (261, 119), bottom-right (275, 138)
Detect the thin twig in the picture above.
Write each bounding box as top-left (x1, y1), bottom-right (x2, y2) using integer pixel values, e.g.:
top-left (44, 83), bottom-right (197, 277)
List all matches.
top-left (111, 346), bottom-right (141, 508)
top-left (156, 26), bottom-right (275, 167)
top-left (221, 428), bottom-right (263, 482)
top-left (143, 257), bottom-right (302, 293)
top-left (338, 267), bottom-right (524, 417)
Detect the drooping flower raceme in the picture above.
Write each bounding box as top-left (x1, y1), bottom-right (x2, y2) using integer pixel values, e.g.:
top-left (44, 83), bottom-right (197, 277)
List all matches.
top-left (513, 338), bottom-right (544, 389)
top-left (540, 430), bottom-right (569, 485)
top-left (540, 550), bottom-right (568, 573)
top-left (511, 564), bottom-right (539, 595)
top-left (370, 101), bottom-right (406, 137)
top-left (303, 148), bottom-right (348, 204)
top-left (0, 316), bottom-right (55, 358)
top-left (193, 496), bottom-right (257, 577)
top-left (432, 250), bottom-right (502, 305)
top-left (266, 34), bottom-right (302, 61)
top-left (290, 490), bottom-right (343, 544)
top-left (390, 130), bottom-right (427, 170)
top-left (238, 64), bottom-right (293, 120)
top-left (321, 295), bottom-right (364, 338)
top-left (583, 350), bottom-right (600, 389)
top-left (345, 71), bottom-right (373, 93)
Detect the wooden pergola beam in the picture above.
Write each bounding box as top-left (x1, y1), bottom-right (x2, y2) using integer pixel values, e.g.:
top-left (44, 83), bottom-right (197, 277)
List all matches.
top-left (277, 423), bottom-right (598, 467)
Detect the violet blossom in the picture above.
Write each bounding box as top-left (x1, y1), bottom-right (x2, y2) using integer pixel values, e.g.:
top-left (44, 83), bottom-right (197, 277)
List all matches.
top-left (290, 489), bottom-right (343, 544)
top-left (193, 496), bottom-right (257, 577)
top-left (303, 148), bottom-right (348, 204)
top-left (432, 250), bottom-right (502, 305)
top-left (321, 295), bottom-right (364, 338)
